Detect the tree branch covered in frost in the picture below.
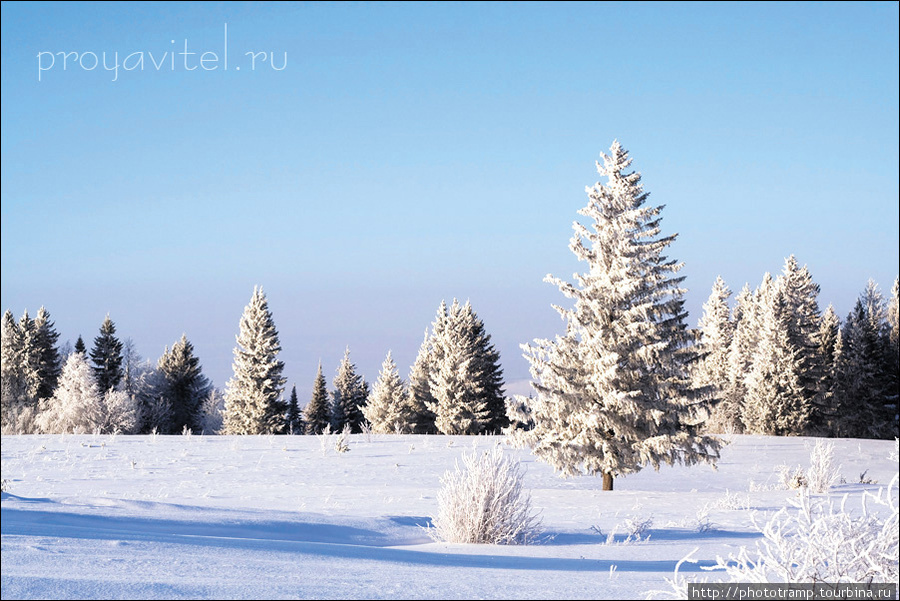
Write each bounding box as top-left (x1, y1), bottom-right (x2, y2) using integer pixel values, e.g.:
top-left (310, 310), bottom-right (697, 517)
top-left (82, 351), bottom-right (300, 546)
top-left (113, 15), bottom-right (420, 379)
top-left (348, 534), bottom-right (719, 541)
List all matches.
top-left (430, 446), bottom-right (543, 545)
top-left (806, 438), bottom-right (840, 493)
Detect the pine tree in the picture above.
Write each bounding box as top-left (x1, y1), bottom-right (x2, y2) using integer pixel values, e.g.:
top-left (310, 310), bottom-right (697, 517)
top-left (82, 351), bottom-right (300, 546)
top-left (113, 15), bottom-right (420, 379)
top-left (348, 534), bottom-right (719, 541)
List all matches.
top-left (1, 310), bottom-right (26, 423)
top-left (74, 336), bottom-right (87, 355)
top-left (363, 351), bottom-right (409, 433)
top-left (514, 141), bottom-right (721, 489)
top-left (694, 276), bottom-right (733, 431)
top-left (416, 300), bottom-right (506, 435)
top-left (90, 314), bottom-right (124, 393)
top-left (286, 384), bottom-right (304, 434)
top-left (222, 286), bottom-right (287, 434)
top-left (304, 362), bottom-right (330, 434)
top-left (331, 347), bottom-right (366, 433)
top-left (155, 334), bottom-right (212, 434)
top-left (815, 305), bottom-right (841, 434)
top-left (833, 292), bottom-right (892, 439)
top-left (36, 352), bottom-right (101, 434)
top-left (32, 307), bottom-right (61, 402)
top-left (406, 331), bottom-right (438, 433)
top-left (777, 256), bottom-right (823, 431)
top-left (888, 277), bottom-right (899, 424)
top-left (460, 301), bottom-right (507, 433)
top-left (742, 281), bottom-right (809, 435)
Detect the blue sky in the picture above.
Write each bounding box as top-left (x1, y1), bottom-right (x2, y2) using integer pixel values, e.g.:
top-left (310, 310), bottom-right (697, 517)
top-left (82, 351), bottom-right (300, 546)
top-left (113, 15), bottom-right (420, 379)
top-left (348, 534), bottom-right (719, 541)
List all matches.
top-left (2, 1), bottom-right (898, 395)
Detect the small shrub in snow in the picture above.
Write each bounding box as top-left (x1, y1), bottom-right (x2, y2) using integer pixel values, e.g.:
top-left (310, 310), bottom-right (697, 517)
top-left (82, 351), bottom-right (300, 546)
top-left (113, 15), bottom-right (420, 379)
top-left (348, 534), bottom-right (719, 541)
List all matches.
top-left (776, 464), bottom-right (807, 490)
top-left (806, 438), bottom-right (840, 494)
top-left (429, 446), bottom-right (542, 545)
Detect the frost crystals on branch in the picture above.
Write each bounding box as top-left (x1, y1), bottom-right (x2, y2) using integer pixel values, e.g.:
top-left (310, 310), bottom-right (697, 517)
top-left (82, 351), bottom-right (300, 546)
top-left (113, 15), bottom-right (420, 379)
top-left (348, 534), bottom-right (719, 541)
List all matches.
top-left (512, 140), bottom-right (721, 490)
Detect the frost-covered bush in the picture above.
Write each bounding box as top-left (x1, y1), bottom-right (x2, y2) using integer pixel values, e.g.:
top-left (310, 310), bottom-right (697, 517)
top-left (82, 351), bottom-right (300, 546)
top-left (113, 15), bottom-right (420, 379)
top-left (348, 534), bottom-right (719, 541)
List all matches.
top-left (806, 438), bottom-right (840, 494)
top-left (430, 446), bottom-right (543, 545)
top-left (655, 475), bottom-right (899, 598)
top-left (712, 477), bottom-right (898, 584)
top-left (776, 464), bottom-right (807, 490)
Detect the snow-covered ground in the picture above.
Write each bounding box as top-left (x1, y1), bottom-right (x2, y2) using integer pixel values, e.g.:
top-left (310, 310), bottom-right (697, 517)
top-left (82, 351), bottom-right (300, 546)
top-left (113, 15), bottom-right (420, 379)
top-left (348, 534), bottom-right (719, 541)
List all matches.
top-left (1, 433), bottom-right (896, 599)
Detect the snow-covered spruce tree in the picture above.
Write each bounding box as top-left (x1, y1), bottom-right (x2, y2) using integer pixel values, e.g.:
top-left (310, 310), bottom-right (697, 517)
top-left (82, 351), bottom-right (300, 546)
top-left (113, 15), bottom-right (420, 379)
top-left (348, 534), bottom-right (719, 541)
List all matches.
top-left (815, 305), bottom-right (842, 434)
top-left (426, 300), bottom-right (491, 435)
top-left (363, 351), bottom-right (410, 433)
top-left (778, 256), bottom-right (824, 432)
top-left (833, 282), bottom-right (894, 439)
top-left (197, 387), bottom-right (225, 435)
top-left (460, 301), bottom-right (507, 433)
top-left (693, 276), bottom-right (733, 432)
top-left (1, 310), bottom-right (27, 429)
top-left (222, 286), bottom-right (287, 435)
top-left (304, 362), bottom-right (331, 435)
top-left (406, 331), bottom-right (438, 433)
top-left (32, 307), bottom-right (61, 403)
top-left (887, 277), bottom-right (899, 428)
top-left (422, 299), bottom-right (506, 435)
top-left (154, 334), bottom-right (213, 434)
top-left (742, 274), bottom-right (809, 435)
top-left (286, 384), bottom-right (304, 434)
top-left (331, 347), bottom-right (367, 433)
top-left (513, 141), bottom-right (721, 490)
top-left (90, 314), bottom-right (125, 394)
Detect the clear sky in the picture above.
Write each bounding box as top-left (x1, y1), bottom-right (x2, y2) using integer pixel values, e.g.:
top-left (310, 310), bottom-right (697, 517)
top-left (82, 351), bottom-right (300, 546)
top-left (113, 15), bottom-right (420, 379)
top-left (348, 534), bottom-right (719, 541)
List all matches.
top-left (2, 1), bottom-right (898, 397)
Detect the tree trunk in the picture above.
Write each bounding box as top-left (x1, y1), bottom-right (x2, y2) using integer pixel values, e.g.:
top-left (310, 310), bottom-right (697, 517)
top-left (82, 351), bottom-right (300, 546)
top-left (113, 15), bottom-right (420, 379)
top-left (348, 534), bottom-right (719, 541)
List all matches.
top-left (602, 471), bottom-right (614, 491)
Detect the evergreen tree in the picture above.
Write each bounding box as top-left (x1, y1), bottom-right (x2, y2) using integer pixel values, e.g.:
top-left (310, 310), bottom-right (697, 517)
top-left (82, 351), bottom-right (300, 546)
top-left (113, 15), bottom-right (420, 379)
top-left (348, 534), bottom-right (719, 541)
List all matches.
top-left (460, 301), bottom-right (507, 433)
top-left (888, 277), bottom-right (900, 424)
top-left (155, 334), bottom-right (212, 434)
top-left (406, 331), bottom-right (438, 433)
top-left (331, 347), bottom-right (367, 433)
top-left (32, 307), bottom-right (61, 402)
top-left (74, 336), bottom-right (87, 355)
top-left (1, 310), bottom-right (26, 422)
top-left (833, 292), bottom-right (892, 439)
top-left (777, 256), bottom-right (823, 431)
top-left (427, 300), bottom-right (490, 434)
top-left (815, 305), bottom-right (841, 434)
top-left (222, 286), bottom-right (287, 434)
top-left (724, 282), bottom-right (755, 431)
top-left (304, 362), bottom-right (330, 434)
top-left (363, 351), bottom-right (409, 433)
top-left (89, 314), bottom-right (124, 393)
top-left (286, 384), bottom-right (304, 434)
top-left (36, 352), bottom-right (101, 434)
top-left (514, 141), bottom-right (721, 490)
top-left (694, 276), bottom-right (733, 431)
top-left (742, 281), bottom-right (809, 435)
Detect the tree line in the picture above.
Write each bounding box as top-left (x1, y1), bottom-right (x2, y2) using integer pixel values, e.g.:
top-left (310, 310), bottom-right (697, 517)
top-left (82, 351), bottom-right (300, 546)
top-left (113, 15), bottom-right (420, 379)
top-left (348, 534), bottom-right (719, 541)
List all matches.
top-left (0, 291), bottom-right (508, 436)
top-left (693, 262), bottom-right (899, 439)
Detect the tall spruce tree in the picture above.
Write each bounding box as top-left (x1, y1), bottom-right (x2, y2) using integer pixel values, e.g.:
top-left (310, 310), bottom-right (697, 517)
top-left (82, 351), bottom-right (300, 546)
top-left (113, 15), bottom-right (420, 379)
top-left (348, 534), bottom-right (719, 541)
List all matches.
top-left (331, 347), bottom-right (367, 433)
top-left (286, 384), bottom-right (303, 434)
top-left (815, 305), bottom-right (842, 434)
top-left (514, 141), bottom-right (721, 490)
top-left (1, 310), bottom-right (26, 422)
top-left (222, 287), bottom-right (287, 434)
top-left (304, 362), bottom-right (330, 434)
top-left (155, 334), bottom-right (212, 434)
top-left (90, 315), bottom-right (124, 393)
top-left (742, 278), bottom-right (809, 435)
top-left (694, 276), bottom-right (733, 431)
top-left (363, 351), bottom-right (409, 433)
top-left (32, 307), bottom-right (61, 402)
top-left (406, 331), bottom-right (438, 433)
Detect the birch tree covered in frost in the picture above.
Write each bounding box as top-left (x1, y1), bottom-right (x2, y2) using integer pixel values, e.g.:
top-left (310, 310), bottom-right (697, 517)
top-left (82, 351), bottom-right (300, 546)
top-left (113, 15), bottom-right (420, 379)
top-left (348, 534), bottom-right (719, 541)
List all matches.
top-left (222, 286), bottom-right (287, 434)
top-left (513, 141), bottom-right (721, 490)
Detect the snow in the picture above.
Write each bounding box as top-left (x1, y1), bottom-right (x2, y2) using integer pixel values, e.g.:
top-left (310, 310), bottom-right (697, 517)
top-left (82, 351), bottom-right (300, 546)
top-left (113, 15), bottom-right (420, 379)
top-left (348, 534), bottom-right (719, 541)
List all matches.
top-left (1, 434), bottom-right (896, 599)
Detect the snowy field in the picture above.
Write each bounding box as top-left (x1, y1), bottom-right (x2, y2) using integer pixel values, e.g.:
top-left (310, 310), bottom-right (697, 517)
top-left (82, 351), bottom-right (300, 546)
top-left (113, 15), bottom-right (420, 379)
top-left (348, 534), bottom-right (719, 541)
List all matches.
top-left (1, 433), bottom-right (897, 600)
